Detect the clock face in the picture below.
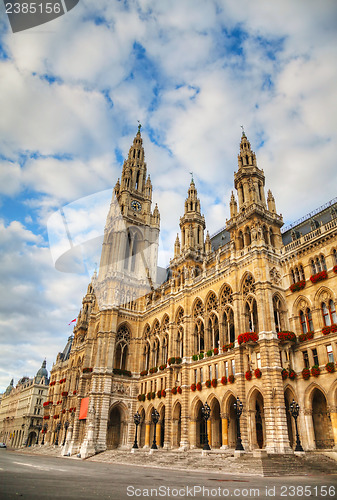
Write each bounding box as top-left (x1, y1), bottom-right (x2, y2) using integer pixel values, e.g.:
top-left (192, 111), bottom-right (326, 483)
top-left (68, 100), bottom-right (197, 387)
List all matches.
top-left (131, 200), bottom-right (142, 212)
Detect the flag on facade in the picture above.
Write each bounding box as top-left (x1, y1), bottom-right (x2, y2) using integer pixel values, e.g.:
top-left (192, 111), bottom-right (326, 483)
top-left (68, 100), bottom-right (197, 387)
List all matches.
top-left (68, 318), bottom-right (76, 325)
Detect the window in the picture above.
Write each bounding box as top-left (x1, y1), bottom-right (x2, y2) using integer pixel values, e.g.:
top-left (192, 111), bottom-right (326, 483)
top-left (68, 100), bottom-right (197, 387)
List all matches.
top-left (215, 364), bottom-right (218, 378)
top-left (256, 352), bottom-right (261, 369)
top-left (312, 348), bottom-right (319, 366)
top-left (326, 345), bottom-right (334, 363)
top-left (231, 359), bottom-right (235, 376)
top-left (333, 249), bottom-right (337, 265)
top-left (299, 308), bottom-right (314, 333)
top-left (194, 369), bottom-right (197, 384)
top-left (200, 368), bottom-right (203, 383)
top-left (322, 300), bottom-right (337, 326)
top-left (208, 365), bottom-right (212, 380)
top-left (303, 350), bottom-right (309, 369)
top-left (224, 361), bottom-right (228, 378)
top-left (273, 296), bottom-right (283, 332)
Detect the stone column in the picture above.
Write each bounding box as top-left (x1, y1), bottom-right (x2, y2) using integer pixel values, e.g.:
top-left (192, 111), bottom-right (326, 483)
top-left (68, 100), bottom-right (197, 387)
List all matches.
top-left (207, 419), bottom-right (212, 447)
top-left (303, 409), bottom-right (315, 450)
top-left (221, 413), bottom-right (229, 449)
top-left (144, 421), bottom-right (151, 448)
top-left (189, 418), bottom-right (197, 449)
top-left (330, 409), bottom-right (337, 449)
top-left (156, 422), bottom-right (161, 447)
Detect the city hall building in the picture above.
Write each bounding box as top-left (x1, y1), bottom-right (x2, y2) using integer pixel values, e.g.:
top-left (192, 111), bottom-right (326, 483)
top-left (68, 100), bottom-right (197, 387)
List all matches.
top-left (43, 128), bottom-right (337, 457)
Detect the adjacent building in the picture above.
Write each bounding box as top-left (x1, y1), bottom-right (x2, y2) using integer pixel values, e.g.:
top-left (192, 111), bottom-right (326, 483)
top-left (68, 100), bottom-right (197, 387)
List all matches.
top-left (44, 129), bottom-right (337, 456)
top-left (0, 361), bottom-right (49, 447)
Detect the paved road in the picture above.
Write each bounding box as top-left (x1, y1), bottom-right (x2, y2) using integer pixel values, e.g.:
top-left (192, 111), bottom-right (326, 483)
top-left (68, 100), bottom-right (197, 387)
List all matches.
top-left (0, 449), bottom-right (336, 500)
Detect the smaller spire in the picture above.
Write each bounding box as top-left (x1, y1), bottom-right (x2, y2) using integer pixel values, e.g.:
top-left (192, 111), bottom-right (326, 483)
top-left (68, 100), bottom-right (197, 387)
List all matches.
top-left (240, 125), bottom-right (246, 137)
top-left (189, 171), bottom-right (194, 183)
top-left (137, 121), bottom-right (142, 134)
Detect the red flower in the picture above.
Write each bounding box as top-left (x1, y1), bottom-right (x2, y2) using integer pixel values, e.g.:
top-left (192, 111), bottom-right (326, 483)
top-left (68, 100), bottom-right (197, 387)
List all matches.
top-left (277, 331), bottom-right (296, 342)
top-left (211, 378), bottom-right (217, 388)
top-left (140, 370), bottom-right (148, 376)
top-left (289, 369), bottom-right (296, 380)
top-left (61, 392), bottom-right (68, 397)
top-left (43, 415), bottom-right (50, 420)
top-left (310, 270), bottom-right (328, 284)
top-left (171, 387), bottom-right (177, 395)
top-left (281, 369), bottom-right (288, 380)
top-left (302, 368), bottom-right (310, 380)
top-left (322, 326), bottom-right (331, 335)
top-left (196, 382), bottom-right (202, 391)
top-left (161, 390), bottom-right (166, 398)
top-left (221, 376), bottom-right (227, 385)
top-left (191, 383), bottom-right (196, 392)
top-left (311, 365), bottom-right (320, 377)
top-left (146, 392), bottom-right (152, 400)
top-left (290, 280), bottom-right (306, 292)
top-left (205, 380), bottom-right (211, 388)
top-left (228, 374), bottom-right (235, 383)
top-left (254, 368), bottom-right (262, 379)
top-left (168, 357), bottom-right (176, 365)
top-left (331, 324), bottom-right (337, 333)
top-left (73, 390), bottom-right (77, 395)
top-left (213, 348), bottom-right (219, 355)
top-left (333, 265), bottom-right (337, 274)
top-left (157, 390), bottom-right (162, 398)
top-left (177, 386), bottom-right (182, 394)
top-left (238, 332), bottom-right (258, 345)
top-left (245, 370), bottom-right (252, 381)
top-left (326, 362), bottom-right (335, 373)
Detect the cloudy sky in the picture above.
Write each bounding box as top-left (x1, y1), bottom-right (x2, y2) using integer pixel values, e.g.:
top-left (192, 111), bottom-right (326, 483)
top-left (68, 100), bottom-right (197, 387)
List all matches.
top-left (0, 0), bottom-right (337, 392)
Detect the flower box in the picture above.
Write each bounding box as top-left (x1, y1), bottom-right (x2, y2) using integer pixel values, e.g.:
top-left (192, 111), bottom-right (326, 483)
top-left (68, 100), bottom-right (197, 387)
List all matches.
top-left (157, 390), bottom-right (162, 398)
top-left (213, 347), bottom-right (219, 355)
top-left (278, 331), bottom-right (296, 342)
top-left (310, 270), bottom-right (328, 284)
top-left (192, 354), bottom-right (198, 361)
top-left (333, 265), bottom-right (337, 274)
top-left (238, 332), bottom-right (258, 345)
top-left (205, 379), bottom-right (211, 388)
top-left (211, 378), bottom-right (217, 388)
top-left (82, 368), bottom-right (93, 374)
top-left (175, 357), bottom-right (182, 364)
top-left (171, 387), bottom-right (177, 395)
top-left (168, 357), bottom-right (175, 365)
top-left (49, 381), bottom-right (56, 386)
top-left (281, 369), bottom-right (288, 380)
top-left (43, 402), bottom-right (49, 407)
top-left (62, 409), bottom-right (66, 414)
top-left (113, 368), bottom-right (132, 377)
top-left (53, 415), bottom-right (59, 419)
top-left (61, 392), bottom-right (68, 397)
top-left (196, 382), bottom-right (202, 391)
top-left (198, 353), bottom-right (204, 360)
top-left (206, 350), bottom-right (213, 357)
top-left (302, 368), bottom-right (310, 380)
top-left (151, 392), bottom-right (155, 399)
top-left (254, 368), bottom-right (262, 379)
top-left (222, 342), bottom-right (234, 352)
top-left (289, 369), bottom-right (297, 380)
top-left (149, 367), bottom-right (158, 374)
top-left (177, 386), bottom-right (182, 394)
top-left (290, 280), bottom-right (306, 292)
top-left (159, 364), bottom-right (167, 370)
top-left (138, 394), bottom-right (145, 402)
top-left (43, 415), bottom-right (50, 420)
top-left (228, 374), bottom-right (235, 384)
top-left (191, 383), bottom-right (196, 392)
top-left (245, 370), bottom-right (252, 381)
top-left (146, 392), bottom-right (152, 401)
top-left (161, 390), bottom-right (166, 398)
top-left (311, 365), bottom-right (320, 377)
top-left (73, 390), bottom-right (77, 395)
top-left (323, 324), bottom-right (337, 335)
top-left (326, 362), bottom-right (335, 373)
top-left (299, 331), bottom-right (314, 342)
top-left (221, 376), bottom-right (227, 385)
top-left (140, 370), bottom-right (148, 376)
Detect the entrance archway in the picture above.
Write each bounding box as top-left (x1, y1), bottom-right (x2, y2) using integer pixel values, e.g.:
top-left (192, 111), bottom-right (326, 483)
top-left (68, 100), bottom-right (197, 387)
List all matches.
top-left (284, 388), bottom-right (295, 448)
top-left (27, 431), bottom-right (36, 446)
top-left (248, 389), bottom-right (265, 449)
top-left (209, 397), bottom-right (222, 448)
top-left (312, 389), bottom-right (334, 449)
top-left (159, 405), bottom-right (165, 448)
top-left (138, 408), bottom-right (146, 448)
top-left (195, 400), bottom-right (206, 448)
top-left (107, 406), bottom-right (122, 449)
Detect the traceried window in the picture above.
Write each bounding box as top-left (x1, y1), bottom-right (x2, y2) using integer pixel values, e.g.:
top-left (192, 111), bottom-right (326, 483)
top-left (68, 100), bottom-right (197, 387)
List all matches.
top-left (273, 296), bottom-right (284, 332)
top-left (223, 307), bottom-right (235, 344)
top-left (195, 319), bottom-right (204, 352)
top-left (245, 297), bottom-right (258, 332)
top-left (291, 265), bottom-right (305, 283)
top-left (311, 348), bottom-right (319, 366)
top-left (208, 313), bottom-right (219, 349)
top-left (302, 350), bottom-right (309, 369)
top-left (321, 300), bottom-right (337, 326)
top-left (114, 325), bottom-right (130, 370)
top-left (326, 345), bottom-right (334, 363)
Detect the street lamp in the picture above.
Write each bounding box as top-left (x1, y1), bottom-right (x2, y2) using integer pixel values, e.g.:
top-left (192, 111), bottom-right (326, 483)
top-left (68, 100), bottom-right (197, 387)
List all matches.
top-left (233, 396), bottom-right (244, 451)
top-left (289, 399), bottom-right (304, 452)
top-left (54, 422), bottom-right (62, 446)
top-left (151, 409), bottom-right (159, 450)
top-left (36, 423), bottom-right (42, 445)
top-left (201, 402), bottom-right (211, 450)
top-left (41, 424), bottom-right (48, 445)
top-left (62, 421), bottom-right (69, 446)
top-left (133, 412), bottom-right (141, 449)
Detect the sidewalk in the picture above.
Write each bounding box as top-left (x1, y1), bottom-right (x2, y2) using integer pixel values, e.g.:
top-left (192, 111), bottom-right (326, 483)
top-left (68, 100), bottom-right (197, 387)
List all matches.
top-left (14, 445), bottom-right (337, 477)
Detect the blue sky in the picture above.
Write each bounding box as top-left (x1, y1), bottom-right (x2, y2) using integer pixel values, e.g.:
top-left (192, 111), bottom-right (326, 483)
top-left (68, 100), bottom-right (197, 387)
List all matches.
top-left (0, 0), bottom-right (337, 391)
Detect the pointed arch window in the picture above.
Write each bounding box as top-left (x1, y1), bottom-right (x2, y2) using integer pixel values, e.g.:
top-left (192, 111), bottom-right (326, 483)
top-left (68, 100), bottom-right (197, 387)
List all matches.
top-left (162, 335), bottom-right (168, 364)
top-left (299, 308), bottom-right (314, 334)
top-left (245, 297), bottom-right (258, 332)
top-left (153, 339), bottom-right (160, 367)
top-left (209, 314), bottom-right (219, 349)
top-left (322, 300), bottom-right (337, 326)
top-left (178, 328), bottom-right (184, 358)
top-left (144, 343), bottom-right (150, 371)
top-left (333, 248), bottom-right (337, 265)
top-left (195, 320), bottom-right (204, 352)
top-left (223, 308), bottom-right (235, 344)
top-left (273, 296), bottom-right (283, 333)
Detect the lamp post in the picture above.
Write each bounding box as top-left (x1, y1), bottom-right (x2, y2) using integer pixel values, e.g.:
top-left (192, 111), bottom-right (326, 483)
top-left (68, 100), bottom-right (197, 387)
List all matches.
top-left (36, 423), bottom-right (42, 445)
top-left (41, 424), bottom-right (48, 445)
top-left (289, 399), bottom-right (304, 452)
top-left (133, 411), bottom-right (141, 449)
top-left (62, 421), bottom-right (69, 446)
top-left (54, 422), bottom-right (62, 446)
top-left (201, 402), bottom-right (211, 450)
top-left (151, 409), bottom-right (159, 450)
top-left (233, 396), bottom-right (244, 451)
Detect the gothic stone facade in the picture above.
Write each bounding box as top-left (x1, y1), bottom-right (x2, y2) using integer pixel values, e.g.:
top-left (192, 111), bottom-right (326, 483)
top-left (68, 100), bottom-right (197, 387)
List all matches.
top-left (44, 130), bottom-right (337, 456)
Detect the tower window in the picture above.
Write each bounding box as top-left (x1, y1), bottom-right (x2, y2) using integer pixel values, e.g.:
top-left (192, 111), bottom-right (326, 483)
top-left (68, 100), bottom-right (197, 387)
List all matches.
top-left (326, 345), bottom-right (334, 363)
top-left (311, 348), bottom-right (319, 366)
top-left (302, 350), bottom-right (309, 369)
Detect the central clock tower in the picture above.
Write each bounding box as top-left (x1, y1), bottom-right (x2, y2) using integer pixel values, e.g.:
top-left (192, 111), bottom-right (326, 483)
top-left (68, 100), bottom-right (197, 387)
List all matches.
top-left (97, 125), bottom-right (160, 308)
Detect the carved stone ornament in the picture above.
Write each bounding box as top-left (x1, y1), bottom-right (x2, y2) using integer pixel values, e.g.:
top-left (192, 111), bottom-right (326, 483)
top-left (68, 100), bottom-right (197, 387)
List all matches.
top-left (270, 267), bottom-right (281, 285)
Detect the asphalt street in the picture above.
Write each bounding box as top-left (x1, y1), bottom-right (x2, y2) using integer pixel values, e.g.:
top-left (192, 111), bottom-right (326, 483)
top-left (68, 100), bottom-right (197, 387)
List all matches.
top-left (0, 449), bottom-right (336, 500)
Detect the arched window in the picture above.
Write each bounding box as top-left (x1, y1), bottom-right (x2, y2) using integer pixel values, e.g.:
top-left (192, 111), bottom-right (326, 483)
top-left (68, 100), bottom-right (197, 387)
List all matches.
top-left (245, 297), bottom-right (258, 332)
top-left (299, 265), bottom-right (305, 280)
top-left (195, 320), bottom-right (204, 352)
top-left (333, 249), bottom-right (337, 265)
top-left (273, 296), bottom-right (283, 332)
top-left (322, 300), bottom-right (337, 326)
top-left (178, 328), bottom-right (184, 358)
top-left (320, 255), bottom-right (327, 271)
top-left (144, 343), bottom-right (150, 371)
top-left (223, 308), bottom-right (235, 344)
top-left (209, 314), bottom-right (219, 349)
top-left (310, 259), bottom-right (316, 275)
top-left (153, 339), bottom-right (160, 367)
top-left (162, 335), bottom-right (168, 364)
top-left (299, 308), bottom-right (314, 333)
top-left (115, 325), bottom-right (130, 370)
